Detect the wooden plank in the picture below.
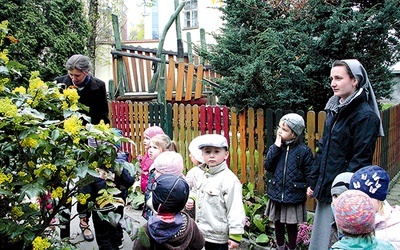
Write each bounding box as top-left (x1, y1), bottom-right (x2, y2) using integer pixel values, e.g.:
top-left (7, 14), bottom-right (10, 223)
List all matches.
top-left (199, 105), bottom-right (206, 134)
top-left (222, 106), bottom-right (230, 166)
top-left (256, 108), bottom-right (265, 194)
top-left (185, 63), bottom-right (195, 101)
top-left (112, 58), bottom-right (118, 95)
top-left (265, 108), bottom-right (274, 148)
top-left (145, 52), bottom-right (152, 87)
top-left (138, 52), bottom-right (146, 92)
top-left (166, 59), bottom-right (175, 101)
top-left (207, 106), bottom-right (214, 133)
top-left (172, 104), bottom-right (179, 143)
top-left (248, 108), bottom-right (255, 184)
top-left (175, 61), bottom-right (185, 101)
top-left (184, 104), bottom-right (193, 170)
top-left (307, 111), bottom-right (316, 155)
top-left (230, 108), bottom-right (238, 174)
top-left (179, 104), bottom-right (185, 153)
top-left (195, 65), bottom-right (204, 99)
top-left (123, 56), bottom-right (133, 92)
top-left (239, 110), bottom-right (247, 184)
top-left (214, 106), bottom-right (221, 134)
top-left (192, 105), bottom-right (200, 137)
top-left (130, 56), bottom-right (139, 92)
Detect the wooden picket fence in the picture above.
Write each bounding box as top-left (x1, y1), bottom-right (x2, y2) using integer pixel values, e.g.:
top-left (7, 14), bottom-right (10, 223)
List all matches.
top-left (109, 101), bottom-right (400, 210)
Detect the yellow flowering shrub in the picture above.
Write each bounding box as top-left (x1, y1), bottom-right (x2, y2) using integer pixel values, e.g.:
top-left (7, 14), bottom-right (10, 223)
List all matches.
top-left (0, 21), bottom-right (136, 249)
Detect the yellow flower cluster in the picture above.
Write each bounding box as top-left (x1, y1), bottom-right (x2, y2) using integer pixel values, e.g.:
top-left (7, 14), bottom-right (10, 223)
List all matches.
top-left (20, 137), bottom-right (39, 148)
top-left (29, 203), bottom-right (39, 211)
top-left (95, 120), bottom-right (110, 131)
top-left (0, 97), bottom-right (18, 118)
top-left (32, 236), bottom-right (51, 250)
top-left (12, 86), bottom-right (27, 95)
top-left (64, 114), bottom-right (83, 135)
top-left (27, 71), bottom-right (48, 107)
top-left (0, 171), bottom-right (13, 185)
top-left (33, 163), bottom-right (57, 179)
top-left (76, 193), bottom-right (91, 205)
top-left (11, 206), bottom-right (24, 219)
top-left (62, 88), bottom-right (80, 111)
top-left (0, 49), bottom-right (9, 64)
top-left (51, 187), bottom-right (64, 199)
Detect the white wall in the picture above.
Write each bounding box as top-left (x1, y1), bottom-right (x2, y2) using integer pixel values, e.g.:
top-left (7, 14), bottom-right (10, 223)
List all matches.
top-left (144, 0), bottom-right (223, 52)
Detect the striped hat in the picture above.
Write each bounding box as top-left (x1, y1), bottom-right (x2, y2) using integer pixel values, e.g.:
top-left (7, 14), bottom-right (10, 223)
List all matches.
top-left (333, 189), bottom-right (375, 235)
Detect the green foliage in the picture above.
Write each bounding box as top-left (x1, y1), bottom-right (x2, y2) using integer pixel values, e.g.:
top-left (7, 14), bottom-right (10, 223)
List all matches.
top-left (0, 0), bottom-right (90, 87)
top-left (0, 22), bottom-right (135, 249)
top-left (242, 182), bottom-right (272, 246)
top-left (199, 0), bottom-right (400, 111)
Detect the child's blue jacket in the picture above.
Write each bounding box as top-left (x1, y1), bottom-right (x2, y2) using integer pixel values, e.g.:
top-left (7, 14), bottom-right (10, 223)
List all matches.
top-left (264, 141), bottom-right (314, 204)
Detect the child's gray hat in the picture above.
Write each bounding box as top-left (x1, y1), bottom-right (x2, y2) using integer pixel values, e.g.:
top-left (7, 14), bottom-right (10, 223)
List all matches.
top-left (280, 113), bottom-right (305, 136)
top-left (198, 134), bottom-right (228, 149)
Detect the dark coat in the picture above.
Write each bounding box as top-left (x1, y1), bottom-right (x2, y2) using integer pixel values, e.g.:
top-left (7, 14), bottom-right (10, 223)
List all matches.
top-left (80, 152), bottom-right (134, 206)
top-left (55, 75), bottom-right (110, 125)
top-left (310, 91), bottom-right (380, 203)
top-left (264, 141), bottom-right (314, 204)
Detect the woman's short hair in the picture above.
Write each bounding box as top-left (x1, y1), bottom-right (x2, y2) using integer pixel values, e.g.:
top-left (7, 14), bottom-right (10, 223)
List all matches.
top-left (65, 54), bottom-right (92, 72)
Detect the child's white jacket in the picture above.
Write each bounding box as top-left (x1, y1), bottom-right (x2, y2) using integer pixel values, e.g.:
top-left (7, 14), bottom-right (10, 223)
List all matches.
top-left (194, 161), bottom-right (245, 244)
top-left (375, 201), bottom-right (400, 250)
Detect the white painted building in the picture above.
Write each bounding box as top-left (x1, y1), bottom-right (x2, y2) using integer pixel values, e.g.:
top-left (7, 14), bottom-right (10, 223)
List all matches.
top-left (95, 0), bottom-right (224, 87)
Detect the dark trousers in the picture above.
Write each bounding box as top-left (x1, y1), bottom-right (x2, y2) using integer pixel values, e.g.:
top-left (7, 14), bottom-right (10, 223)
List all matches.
top-left (204, 241), bottom-right (229, 250)
top-left (92, 206), bottom-right (124, 250)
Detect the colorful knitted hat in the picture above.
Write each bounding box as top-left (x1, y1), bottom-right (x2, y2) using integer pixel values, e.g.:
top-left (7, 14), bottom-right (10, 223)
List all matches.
top-left (152, 174), bottom-right (189, 213)
top-left (349, 165), bottom-right (390, 201)
top-left (280, 113), bottom-right (305, 136)
top-left (331, 172), bottom-right (354, 197)
top-left (334, 189), bottom-right (375, 235)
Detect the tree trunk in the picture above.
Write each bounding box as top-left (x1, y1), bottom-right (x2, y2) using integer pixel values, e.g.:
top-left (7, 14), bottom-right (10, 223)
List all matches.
top-left (88, 0), bottom-right (99, 74)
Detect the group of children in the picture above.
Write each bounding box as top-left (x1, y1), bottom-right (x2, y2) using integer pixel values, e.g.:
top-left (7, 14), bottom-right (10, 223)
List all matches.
top-left (83, 114), bottom-right (400, 250)
top-left (135, 126), bottom-right (246, 250)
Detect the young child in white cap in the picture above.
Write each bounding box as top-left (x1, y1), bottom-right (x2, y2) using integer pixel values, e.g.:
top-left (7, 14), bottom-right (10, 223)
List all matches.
top-left (331, 189), bottom-right (394, 249)
top-left (133, 174), bottom-right (205, 250)
top-left (264, 113), bottom-right (314, 250)
top-left (349, 165), bottom-right (400, 249)
top-left (194, 134), bottom-right (245, 249)
top-left (185, 135), bottom-right (206, 219)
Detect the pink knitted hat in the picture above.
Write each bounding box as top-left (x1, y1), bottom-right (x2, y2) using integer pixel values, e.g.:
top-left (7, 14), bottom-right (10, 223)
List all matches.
top-left (151, 151), bottom-right (184, 176)
top-left (144, 126), bottom-right (164, 138)
top-left (333, 189), bottom-right (375, 235)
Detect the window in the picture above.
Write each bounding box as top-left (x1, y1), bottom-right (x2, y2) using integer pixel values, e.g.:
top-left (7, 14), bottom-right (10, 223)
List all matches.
top-left (183, 0), bottom-right (198, 29)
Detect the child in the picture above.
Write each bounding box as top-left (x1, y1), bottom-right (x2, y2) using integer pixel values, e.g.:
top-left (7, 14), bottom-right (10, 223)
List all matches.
top-left (185, 135), bottom-right (205, 219)
top-left (142, 135), bottom-right (180, 220)
top-left (133, 174), bottom-right (205, 250)
top-left (263, 113), bottom-right (314, 250)
top-left (147, 134), bottom-right (178, 160)
top-left (349, 165), bottom-right (400, 249)
top-left (331, 189), bottom-right (394, 249)
top-left (140, 126), bottom-right (164, 193)
top-left (329, 172), bottom-right (354, 248)
top-left (195, 134), bottom-right (245, 249)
